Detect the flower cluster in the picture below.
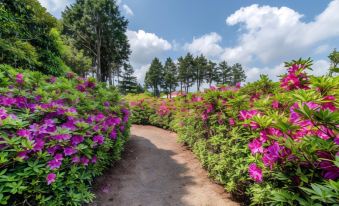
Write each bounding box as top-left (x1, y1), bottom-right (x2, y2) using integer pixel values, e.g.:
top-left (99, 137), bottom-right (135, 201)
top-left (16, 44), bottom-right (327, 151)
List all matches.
top-left (126, 59), bottom-right (339, 205)
top-left (0, 65), bottom-right (130, 205)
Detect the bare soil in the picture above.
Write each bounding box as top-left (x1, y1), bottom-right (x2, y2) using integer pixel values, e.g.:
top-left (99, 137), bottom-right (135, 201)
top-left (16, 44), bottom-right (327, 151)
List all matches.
top-left (89, 125), bottom-right (239, 206)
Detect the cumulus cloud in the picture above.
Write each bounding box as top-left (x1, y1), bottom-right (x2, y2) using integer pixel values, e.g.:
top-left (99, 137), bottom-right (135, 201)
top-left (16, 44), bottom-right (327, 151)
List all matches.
top-left (127, 30), bottom-right (172, 83)
top-left (38, 0), bottom-right (73, 17)
top-left (185, 32), bottom-right (223, 59)
top-left (122, 4), bottom-right (134, 16)
top-left (222, 0), bottom-right (339, 65)
top-left (245, 59), bottom-right (330, 82)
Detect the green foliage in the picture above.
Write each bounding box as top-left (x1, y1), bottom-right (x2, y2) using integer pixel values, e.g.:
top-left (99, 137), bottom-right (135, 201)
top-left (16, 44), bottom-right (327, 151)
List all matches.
top-left (0, 0), bottom-right (70, 76)
top-left (145, 58), bottom-right (164, 97)
top-left (62, 0), bottom-right (130, 82)
top-left (119, 64), bottom-right (138, 94)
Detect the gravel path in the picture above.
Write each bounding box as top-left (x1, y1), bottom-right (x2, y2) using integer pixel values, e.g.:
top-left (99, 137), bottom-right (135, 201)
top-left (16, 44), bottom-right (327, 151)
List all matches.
top-left (90, 125), bottom-right (239, 206)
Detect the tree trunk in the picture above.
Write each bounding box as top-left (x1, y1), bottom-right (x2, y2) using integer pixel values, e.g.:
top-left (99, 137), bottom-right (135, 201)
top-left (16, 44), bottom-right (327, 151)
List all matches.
top-left (96, 28), bottom-right (102, 82)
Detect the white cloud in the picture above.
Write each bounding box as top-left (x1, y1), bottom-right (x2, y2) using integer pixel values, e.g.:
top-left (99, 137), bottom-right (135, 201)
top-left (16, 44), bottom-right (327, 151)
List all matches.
top-left (222, 1), bottom-right (339, 65)
top-left (245, 59), bottom-right (330, 82)
top-left (127, 30), bottom-right (172, 65)
top-left (185, 32), bottom-right (223, 59)
top-left (122, 4), bottom-right (134, 16)
top-left (38, 0), bottom-right (72, 16)
top-left (127, 30), bottom-right (172, 83)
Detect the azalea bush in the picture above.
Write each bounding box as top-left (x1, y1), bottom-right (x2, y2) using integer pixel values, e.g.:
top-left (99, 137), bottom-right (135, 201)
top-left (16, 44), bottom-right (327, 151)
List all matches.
top-left (127, 59), bottom-right (339, 205)
top-left (125, 93), bottom-right (175, 129)
top-left (0, 64), bottom-right (130, 205)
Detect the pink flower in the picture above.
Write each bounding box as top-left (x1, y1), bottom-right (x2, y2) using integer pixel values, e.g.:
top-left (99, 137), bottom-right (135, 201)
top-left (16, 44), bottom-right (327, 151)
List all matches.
top-left (229, 118), bottom-right (235, 126)
top-left (16, 73), bottom-right (24, 84)
top-left (272, 100), bottom-right (280, 109)
top-left (248, 139), bottom-right (264, 154)
top-left (235, 82), bottom-right (241, 88)
top-left (46, 173), bottom-right (56, 185)
top-left (248, 163), bottom-right (263, 182)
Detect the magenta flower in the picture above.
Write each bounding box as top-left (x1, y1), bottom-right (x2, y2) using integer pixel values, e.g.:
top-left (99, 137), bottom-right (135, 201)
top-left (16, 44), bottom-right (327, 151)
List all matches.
top-left (272, 100), bottom-right (280, 109)
top-left (110, 129), bottom-right (117, 139)
top-left (0, 108), bottom-right (8, 120)
top-left (16, 73), bottom-right (24, 84)
top-left (248, 163), bottom-right (263, 182)
top-left (72, 156), bottom-right (80, 163)
top-left (80, 156), bottom-right (89, 166)
top-left (48, 154), bottom-right (64, 170)
top-left (248, 138), bottom-right (264, 154)
top-left (64, 147), bottom-right (77, 156)
top-left (91, 156), bottom-right (97, 164)
top-left (93, 135), bottom-right (104, 145)
top-left (71, 135), bottom-right (84, 146)
top-left (229, 118), bottom-right (235, 126)
top-left (53, 134), bottom-right (71, 141)
top-left (46, 173), bottom-right (56, 185)
top-left (96, 113), bottom-right (105, 121)
top-left (17, 129), bottom-right (31, 139)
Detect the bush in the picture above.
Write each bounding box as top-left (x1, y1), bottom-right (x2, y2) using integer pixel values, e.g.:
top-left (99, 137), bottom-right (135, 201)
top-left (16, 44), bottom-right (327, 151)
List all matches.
top-left (0, 64), bottom-right (130, 205)
top-left (126, 59), bottom-right (339, 205)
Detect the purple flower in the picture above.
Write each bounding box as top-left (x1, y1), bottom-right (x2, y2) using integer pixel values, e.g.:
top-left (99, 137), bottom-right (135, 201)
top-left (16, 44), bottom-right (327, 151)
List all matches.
top-left (17, 129), bottom-right (31, 139)
top-left (48, 154), bottom-right (63, 170)
top-left (93, 135), bottom-right (104, 145)
top-left (53, 134), bottom-right (71, 141)
top-left (16, 73), bottom-right (24, 84)
top-left (0, 108), bottom-right (8, 120)
top-left (71, 135), bottom-right (84, 146)
top-left (64, 147), bottom-right (77, 156)
top-left (248, 163), bottom-right (263, 182)
top-left (46, 173), bottom-right (56, 185)
top-left (110, 129), bottom-right (117, 139)
top-left (96, 113), bottom-right (105, 121)
top-left (91, 156), bottom-right (97, 164)
top-left (80, 156), bottom-right (89, 166)
top-left (262, 142), bottom-right (281, 169)
top-left (17, 151), bottom-right (29, 160)
top-left (33, 139), bottom-right (45, 151)
top-left (248, 139), bottom-right (263, 154)
top-left (72, 156), bottom-right (80, 163)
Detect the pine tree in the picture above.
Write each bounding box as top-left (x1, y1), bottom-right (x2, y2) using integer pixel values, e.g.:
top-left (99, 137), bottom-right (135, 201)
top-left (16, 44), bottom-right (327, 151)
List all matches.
top-left (62, 0), bottom-right (130, 82)
top-left (145, 58), bottom-right (163, 97)
top-left (205, 60), bottom-right (217, 87)
top-left (217, 61), bottom-right (232, 85)
top-left (194, 55), bottom-right (208, 91)
top-left (231, 63), bottom-right (246, 86)
top-left (119, 64), bottom-right (138, 94)
top-left (163, 57), bottom-right (178, 98)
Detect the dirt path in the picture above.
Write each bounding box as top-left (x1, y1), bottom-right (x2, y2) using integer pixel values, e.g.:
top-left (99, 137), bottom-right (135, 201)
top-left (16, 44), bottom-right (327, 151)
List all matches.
top-left (90, 125), bottom-right (239, 206)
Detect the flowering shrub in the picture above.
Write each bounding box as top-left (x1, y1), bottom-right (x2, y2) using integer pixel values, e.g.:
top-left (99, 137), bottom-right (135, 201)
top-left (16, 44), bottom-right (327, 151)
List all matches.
top-left (127, 59), bottom-right (339, 205)
top-left (0, 64), bottom-right (130, 205)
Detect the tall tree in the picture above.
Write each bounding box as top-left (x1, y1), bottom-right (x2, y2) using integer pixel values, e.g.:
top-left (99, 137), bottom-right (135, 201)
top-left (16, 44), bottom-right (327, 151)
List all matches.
top-left (178, 53), bottom-right (195, 93)
top-left (119, 63), bottom-right (138, 94)
top-left (145, 58), bottom-right (163, 97)
top-left (217, 61), bottom-right (232, 85)
top-left (194, 55), bottom-right (208, 91)
top-left (205, 60), bottom-right (217, 87)
top-left (163, 57), bottom-right (178, 98)
top-left (328, 49), bottom-right (339, 76)
top-left (231, 63), bottom-right (246, 86)
top-left (0, 0), bottom-right (70, 76)
top-left (62, 0), bottom-right (130, 82)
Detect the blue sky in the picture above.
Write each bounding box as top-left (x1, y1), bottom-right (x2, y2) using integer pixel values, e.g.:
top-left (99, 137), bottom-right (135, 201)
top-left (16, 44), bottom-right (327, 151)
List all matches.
top-left (39, 0), bottom-right (339, 83)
